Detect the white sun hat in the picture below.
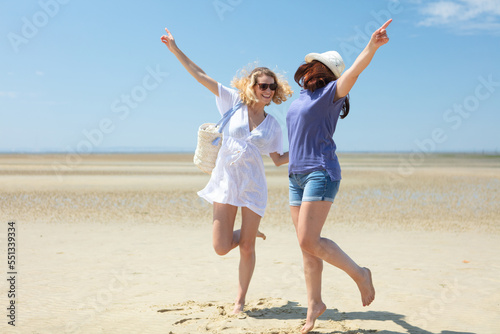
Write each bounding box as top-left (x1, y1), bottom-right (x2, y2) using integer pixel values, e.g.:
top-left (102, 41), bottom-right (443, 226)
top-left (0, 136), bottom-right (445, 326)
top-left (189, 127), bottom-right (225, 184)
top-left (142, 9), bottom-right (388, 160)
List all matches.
top-left (305, 51), bottom-right (345, 78)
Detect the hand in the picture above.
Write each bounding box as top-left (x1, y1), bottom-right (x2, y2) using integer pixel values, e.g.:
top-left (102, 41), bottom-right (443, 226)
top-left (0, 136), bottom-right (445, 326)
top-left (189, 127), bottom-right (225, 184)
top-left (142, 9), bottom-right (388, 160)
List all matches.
top-left (161, 27), bottom-right (177, 52)
top-left (370, 19), bottom-right (392, 49)
top-left (335, 19), bottom-right (392, 99)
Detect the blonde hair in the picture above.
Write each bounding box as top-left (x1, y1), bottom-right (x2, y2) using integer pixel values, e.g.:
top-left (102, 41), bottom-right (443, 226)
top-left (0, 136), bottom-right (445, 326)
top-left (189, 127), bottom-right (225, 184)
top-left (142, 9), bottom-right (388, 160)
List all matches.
top-left (231, 66), bottom-right (293, 106)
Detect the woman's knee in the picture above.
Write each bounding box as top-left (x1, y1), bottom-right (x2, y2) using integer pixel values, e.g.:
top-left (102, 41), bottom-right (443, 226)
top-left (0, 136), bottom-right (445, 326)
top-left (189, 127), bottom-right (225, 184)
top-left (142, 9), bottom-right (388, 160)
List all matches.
top-left (238, 240), bottom-right (255, 257)
top-left (298, 235), bottom-right (320, 255)
top-left (213, 241), bottom-right (232, 256)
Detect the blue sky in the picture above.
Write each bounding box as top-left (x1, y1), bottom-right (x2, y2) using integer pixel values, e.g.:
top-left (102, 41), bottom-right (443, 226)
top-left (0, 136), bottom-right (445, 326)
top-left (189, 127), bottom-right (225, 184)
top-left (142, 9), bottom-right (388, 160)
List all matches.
top-left (1, 0), bottom-right (499, 154)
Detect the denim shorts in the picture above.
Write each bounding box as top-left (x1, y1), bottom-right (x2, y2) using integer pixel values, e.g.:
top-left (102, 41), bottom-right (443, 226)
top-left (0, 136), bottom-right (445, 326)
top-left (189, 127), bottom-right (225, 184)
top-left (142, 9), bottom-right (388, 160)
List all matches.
top-left (289, 170), bottom-right (340, 206)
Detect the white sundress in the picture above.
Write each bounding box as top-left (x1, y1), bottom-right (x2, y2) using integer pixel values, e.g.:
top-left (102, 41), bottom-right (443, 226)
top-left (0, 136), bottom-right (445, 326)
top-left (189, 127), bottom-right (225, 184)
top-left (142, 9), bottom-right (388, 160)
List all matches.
top-left (197, 83), bottom-right (283, 217)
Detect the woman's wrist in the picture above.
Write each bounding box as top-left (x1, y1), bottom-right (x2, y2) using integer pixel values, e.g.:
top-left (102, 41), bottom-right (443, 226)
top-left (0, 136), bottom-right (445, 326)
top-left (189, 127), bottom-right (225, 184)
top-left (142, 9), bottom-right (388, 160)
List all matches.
top-left (366, 41), bottom-right (379, 53)
top-left (169, 45), bottom-right (180, 54)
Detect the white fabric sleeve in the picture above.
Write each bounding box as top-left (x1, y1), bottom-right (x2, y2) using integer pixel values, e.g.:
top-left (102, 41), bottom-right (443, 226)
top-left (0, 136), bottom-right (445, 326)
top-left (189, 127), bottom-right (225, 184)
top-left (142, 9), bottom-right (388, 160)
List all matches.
top-left (215, 83), bottom-right (241, 117)
top-left (265, 117), bottom-right (284, 156)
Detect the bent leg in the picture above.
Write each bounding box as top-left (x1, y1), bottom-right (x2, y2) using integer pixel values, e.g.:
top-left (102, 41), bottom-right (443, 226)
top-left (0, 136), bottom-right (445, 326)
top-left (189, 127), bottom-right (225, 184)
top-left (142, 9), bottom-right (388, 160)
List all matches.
top-left (233, 206), bottom-right (262, 313)
top-left (291, 205), bottom-right (326, 334)
top-left (297, 201), bottom-right (375, 307)
top-left (212, 202), bottom-right (238, 256)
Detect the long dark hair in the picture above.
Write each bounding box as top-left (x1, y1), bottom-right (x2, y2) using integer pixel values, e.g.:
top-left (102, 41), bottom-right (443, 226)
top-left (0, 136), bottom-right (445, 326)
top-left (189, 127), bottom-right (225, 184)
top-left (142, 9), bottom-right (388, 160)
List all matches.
top-left (294, 60), bottom-right (350, 119)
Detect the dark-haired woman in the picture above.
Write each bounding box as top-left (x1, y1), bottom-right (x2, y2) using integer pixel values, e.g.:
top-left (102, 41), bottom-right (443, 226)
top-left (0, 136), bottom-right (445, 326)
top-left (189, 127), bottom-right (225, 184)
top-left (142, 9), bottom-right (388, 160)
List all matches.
top-left (286, 19), bottom-right (392, 333)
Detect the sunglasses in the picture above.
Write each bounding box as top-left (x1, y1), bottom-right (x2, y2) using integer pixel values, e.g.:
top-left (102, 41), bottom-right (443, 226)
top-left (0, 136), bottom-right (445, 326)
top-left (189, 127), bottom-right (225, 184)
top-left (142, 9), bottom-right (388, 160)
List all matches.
top-left (256, 83), bottom-right (278, 91)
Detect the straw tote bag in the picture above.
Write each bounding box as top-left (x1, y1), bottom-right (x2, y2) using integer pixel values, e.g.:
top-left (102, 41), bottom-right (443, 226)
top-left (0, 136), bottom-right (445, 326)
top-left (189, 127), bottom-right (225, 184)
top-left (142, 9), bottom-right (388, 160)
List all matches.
top-left (193, 102), bottom-right (243, 174)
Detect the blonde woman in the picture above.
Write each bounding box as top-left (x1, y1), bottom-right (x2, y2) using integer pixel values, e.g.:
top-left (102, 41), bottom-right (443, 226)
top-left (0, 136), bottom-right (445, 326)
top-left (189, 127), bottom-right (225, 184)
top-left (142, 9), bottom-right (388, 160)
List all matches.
top-left (161, 28), bottom-right (292, 313)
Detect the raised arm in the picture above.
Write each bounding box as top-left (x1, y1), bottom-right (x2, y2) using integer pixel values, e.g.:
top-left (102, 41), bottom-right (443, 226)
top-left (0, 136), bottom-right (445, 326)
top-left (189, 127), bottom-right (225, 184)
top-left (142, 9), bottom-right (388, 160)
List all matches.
top-left (335, 19), bottom-right (392, 100)
top-left (161, 28), bottom-right (219, 96)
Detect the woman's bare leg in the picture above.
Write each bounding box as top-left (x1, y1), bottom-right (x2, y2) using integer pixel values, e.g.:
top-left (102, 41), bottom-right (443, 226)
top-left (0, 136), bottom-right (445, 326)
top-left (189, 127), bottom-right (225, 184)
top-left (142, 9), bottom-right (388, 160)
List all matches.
top-left (297, 201), bottom-right (375, 308)
top-left (233, 207), bottom-right (262, 313)
top-left (291, 205), bottom-right (326, 333)
top-left (292, 202), bottom-right (375, 333)
top-left (212, 202), bottom-right (239, 255)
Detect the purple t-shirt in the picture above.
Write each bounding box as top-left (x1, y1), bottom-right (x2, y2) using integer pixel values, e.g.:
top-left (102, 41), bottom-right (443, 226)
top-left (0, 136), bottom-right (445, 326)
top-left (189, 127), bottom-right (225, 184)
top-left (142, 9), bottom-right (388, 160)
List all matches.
top-left (286, 80), bottom-right (347, 181)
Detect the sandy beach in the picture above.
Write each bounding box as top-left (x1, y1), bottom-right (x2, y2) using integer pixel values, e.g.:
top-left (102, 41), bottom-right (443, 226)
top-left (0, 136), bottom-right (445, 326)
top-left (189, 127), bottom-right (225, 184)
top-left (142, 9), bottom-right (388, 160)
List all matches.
top-left (1, 153), bottom-right (499, 334)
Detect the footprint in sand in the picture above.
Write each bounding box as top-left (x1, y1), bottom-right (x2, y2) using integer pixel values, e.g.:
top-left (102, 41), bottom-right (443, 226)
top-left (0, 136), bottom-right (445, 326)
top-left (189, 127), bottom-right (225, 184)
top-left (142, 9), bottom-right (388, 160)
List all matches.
top-left (157, 308), bottom-right (183, 313)
top-left (173, 317), bottom-right (200, 325)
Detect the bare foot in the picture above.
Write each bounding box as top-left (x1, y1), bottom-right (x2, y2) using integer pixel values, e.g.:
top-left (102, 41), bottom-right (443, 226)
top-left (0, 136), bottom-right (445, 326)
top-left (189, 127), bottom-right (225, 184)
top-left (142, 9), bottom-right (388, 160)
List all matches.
top-left (301, 301), bottom-right (326, 333)
top-left (356, 267), bottom-right (375, 306)
top-left (232, 301), bottom-right (244, 314)
top-left (257, 230), bottom-right (266, 240)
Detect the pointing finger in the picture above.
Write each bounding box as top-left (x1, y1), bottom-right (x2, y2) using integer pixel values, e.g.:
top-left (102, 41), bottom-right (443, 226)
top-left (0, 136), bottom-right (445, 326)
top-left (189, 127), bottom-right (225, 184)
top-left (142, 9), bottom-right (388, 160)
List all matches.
top-left (380, 19), bottom-right (392, 30)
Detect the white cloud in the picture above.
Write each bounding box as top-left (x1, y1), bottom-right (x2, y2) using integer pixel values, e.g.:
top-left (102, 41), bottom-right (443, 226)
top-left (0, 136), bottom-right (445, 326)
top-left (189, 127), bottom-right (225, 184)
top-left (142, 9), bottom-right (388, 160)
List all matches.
top-left (35, 71), bottom-right (44, 76)
top-left (417, 0), bottom-right (500, 34)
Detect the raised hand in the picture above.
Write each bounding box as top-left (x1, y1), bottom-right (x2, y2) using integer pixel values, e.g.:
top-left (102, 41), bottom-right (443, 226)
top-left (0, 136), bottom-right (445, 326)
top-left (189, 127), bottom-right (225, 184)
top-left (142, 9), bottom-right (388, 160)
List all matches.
top-left (370, 19), bottom-right (392, 49)
top-left (160, 26), bottom-right (219, 96)
top-left (161, 28), bottom-right (177, 52)
top-left (335, 19), bottom-right (393, 99)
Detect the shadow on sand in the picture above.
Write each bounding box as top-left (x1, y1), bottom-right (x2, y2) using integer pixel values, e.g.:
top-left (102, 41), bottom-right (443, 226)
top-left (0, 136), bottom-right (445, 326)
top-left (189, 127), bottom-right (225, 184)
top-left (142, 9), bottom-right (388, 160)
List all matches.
top-left (245, 300), bottom-right (475, 334)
